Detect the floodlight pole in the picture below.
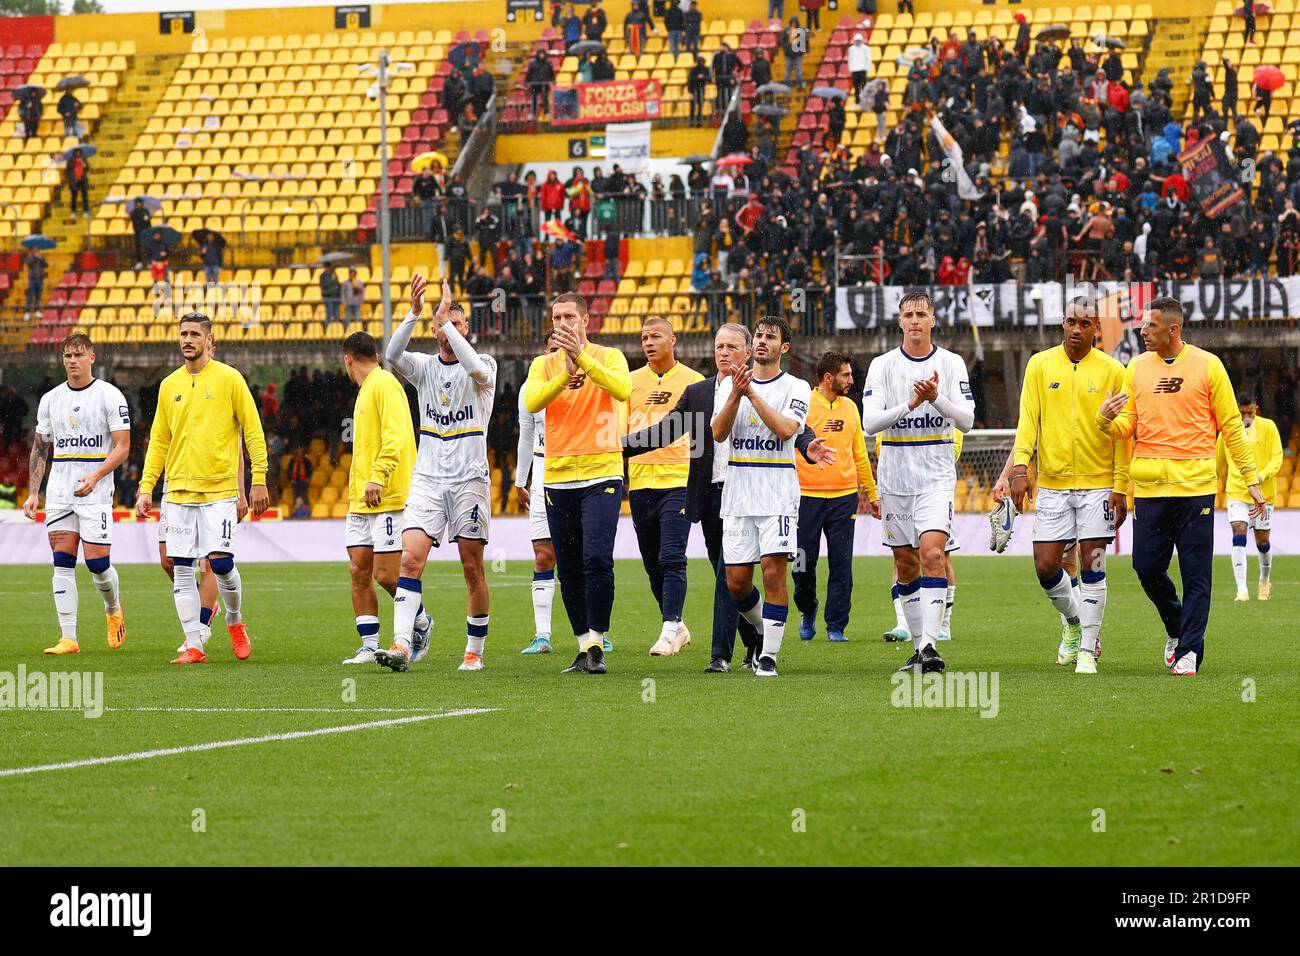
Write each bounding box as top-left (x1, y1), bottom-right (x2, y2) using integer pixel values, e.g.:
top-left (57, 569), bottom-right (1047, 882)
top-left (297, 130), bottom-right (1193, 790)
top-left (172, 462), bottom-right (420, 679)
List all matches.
top-left (379, 50), bottom-right (393, 358)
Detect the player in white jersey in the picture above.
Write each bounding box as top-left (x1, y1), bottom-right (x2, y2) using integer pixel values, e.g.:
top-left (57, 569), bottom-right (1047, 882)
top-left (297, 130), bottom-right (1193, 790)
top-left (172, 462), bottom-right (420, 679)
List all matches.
top-left (376, 275), bottom-right (497, 673)
top-left (862, 291), bottom-right (975, 673)
top-left (516, 330), bottom-right (560, 654)
top-left (712, 315), bottom-right (811, 678)
top-left (24, 333), bottom-right (131, 655)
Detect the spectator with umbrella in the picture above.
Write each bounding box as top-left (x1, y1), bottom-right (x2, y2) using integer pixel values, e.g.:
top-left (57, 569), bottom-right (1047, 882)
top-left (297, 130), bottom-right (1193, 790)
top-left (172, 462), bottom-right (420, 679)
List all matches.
top-left (320, 265), bottom-right (342, 327)
top-left (848, 33), bottom-right (872, 99)
top-left (130, 197), bottom-right (153, 268)
top-left (57, 88), bottom-right (82, 140)
top-left (147, 228), bottom-right (172, 284)
top-left (65, 147), bottom-right (91, 219)
top-left (525, 49), bottom-right (555, 118)
top-left (23, 246), bottom-right (48, 320)
top-left (1254, 64), bottom-right (1282, 120)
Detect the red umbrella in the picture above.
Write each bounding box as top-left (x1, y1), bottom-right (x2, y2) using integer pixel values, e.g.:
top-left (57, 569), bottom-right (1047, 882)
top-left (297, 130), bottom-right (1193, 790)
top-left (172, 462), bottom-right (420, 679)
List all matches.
top-left (1254, 64), bottom-right (1285, 92)
top-left (714, 154), bottom-right (754, 168)
top-left (1235, 3), bottom-right (1271, 15)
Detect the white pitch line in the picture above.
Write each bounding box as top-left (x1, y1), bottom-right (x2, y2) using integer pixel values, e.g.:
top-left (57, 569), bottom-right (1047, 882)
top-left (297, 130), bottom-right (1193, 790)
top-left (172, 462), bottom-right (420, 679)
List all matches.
top-left (0, 708), bottom-right (496, 779)
top-left (106, 707), bottom-right (451, 714)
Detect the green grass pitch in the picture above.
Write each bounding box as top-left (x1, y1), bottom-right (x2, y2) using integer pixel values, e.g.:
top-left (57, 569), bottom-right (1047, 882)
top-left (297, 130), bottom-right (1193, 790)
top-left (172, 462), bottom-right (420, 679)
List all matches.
top-left (0, 555), bottom-right (1296, 866)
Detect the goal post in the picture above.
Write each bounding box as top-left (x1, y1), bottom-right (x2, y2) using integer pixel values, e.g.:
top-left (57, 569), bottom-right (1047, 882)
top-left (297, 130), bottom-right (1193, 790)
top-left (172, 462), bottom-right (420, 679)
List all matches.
top-left (866, 429), bottom-right (1018, 515)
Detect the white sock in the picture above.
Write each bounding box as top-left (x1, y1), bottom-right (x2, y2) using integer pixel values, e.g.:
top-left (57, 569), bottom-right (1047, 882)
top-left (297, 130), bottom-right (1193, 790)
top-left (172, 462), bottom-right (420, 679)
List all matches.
top-left (892, 593), bottom-right (908, 631)
top-left (52, 566), bottom-right (78, 640)
top-left (1258, 545), bottom-right (1272, 583)
top-left (532, 570), bottom-right (554, 637)
top-left (392, 576), bottom-right (420, 650)
top-left (1041, 568), bottom-right (1080, 625)
top-left (415, 605), bottom-right (431, 633)
top-left (1059, 576), bottom-right (1080, 626)
top-left (919, 576), bottom-right (947, 651)
top-left (173, 562), bottom-right (204, 649)
top-left (1231, 544), bottom-right (1248, 591)
top-left (584, 629), bottom-right (606, 652)
top-left (90, 565), bottom-right (120, 613)
top-left (941, 584), bottom-right (955, 634)
top-left (761, 602), bottom-right (787, 660)
top-left (1079, 573), bottom-right (1107, 653)
top-left (899, 578), bottom-right (924, 651)
top-left (214, 565), bottom-right (243, 625)
top-left (660, 620), bottom-right (681, 638)
top-left (356, 614), bottom-right (380, 650)
top-left (737, 587), bottom-right (764, 633)
top-left (466, 614), bottom-right (488, 656)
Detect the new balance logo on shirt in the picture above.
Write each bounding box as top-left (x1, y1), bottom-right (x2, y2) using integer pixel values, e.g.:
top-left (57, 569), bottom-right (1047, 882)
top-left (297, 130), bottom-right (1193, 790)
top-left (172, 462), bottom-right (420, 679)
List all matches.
top-left (1153, 377), bottom-right (1184, 394)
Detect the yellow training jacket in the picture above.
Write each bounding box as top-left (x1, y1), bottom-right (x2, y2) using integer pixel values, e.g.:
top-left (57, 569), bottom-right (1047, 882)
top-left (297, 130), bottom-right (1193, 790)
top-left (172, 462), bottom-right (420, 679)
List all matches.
top-left (142, 359), bottom-right (268, 503)
top-left (1098, 344), bottom-right (1255, 498)
top-left (799, 390), bottom-right (879, 500)
top-left (1014, 345), bottom-right (1130, 492)
top-left (349, 367), bottom-right (415, 514)
top-left (1218, 414), bottom-right (1283, 505)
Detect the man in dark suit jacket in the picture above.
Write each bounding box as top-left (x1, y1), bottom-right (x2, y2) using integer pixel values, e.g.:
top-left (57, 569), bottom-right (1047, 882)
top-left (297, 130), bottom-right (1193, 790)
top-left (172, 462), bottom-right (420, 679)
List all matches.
top-left (624, 322), bottom-right (834, 672)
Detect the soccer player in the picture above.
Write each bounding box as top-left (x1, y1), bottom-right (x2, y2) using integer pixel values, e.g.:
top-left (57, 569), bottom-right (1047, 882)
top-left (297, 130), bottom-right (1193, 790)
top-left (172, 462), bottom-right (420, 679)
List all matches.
top-left (712, 315), bottom-right (811, 678)
top-left (628, 317), bottom-right (703, 656)
top-left (862, 291), bottom-right (975, 674)
top-left (524, 291), bottom-right (631, 675)
top-left (516, 331), bottom-right (560, 655)
top-left (340, 330), bottom-right (433, 665)
top-left (1218, 393), bottom-right (1282, 603)
top-left (1009, 301), bottom-right (1130, 674)
top-left (136, 312), bottom-right (270, 664)
top-left (1098, 297), bottom-right (1263, 676)
top-left (376, 275), bottom-right (496, 673)
top-left (24, 332), bottom-right (131, 655)
top-left (794, 350), bottom-right (879, 644)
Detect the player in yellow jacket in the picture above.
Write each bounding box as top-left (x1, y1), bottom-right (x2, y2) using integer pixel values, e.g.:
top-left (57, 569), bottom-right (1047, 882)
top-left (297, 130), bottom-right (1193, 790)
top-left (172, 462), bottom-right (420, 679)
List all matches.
top-left (793, 350), bottom-right (879, 643)
top-left (1217, 393), bottom-right (1284, 602)
top-left (1010, 301), bottom-right (1130, 673)
top-left (339, 330), bottom-right (432, 665)
top-left (1098, 297), bottom-right (1263, 675)
top-left (137, 312), bottom-right (269, 664)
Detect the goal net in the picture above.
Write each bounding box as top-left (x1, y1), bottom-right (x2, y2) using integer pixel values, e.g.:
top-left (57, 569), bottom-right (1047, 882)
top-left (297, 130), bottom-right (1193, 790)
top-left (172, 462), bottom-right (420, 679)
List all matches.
top-left (867, 429), bottom-right (1017, 515)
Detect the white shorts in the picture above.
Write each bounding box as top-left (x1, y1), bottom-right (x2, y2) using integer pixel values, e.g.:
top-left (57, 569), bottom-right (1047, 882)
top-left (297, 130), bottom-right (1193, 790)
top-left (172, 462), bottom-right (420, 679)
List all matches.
top-left (405, 479), bottom-right (490, 546)
top-left (165, 497), bottom-right (239, 559)
top-left (945, 526), bottom-right (960, 553)
top-left (723, 513), bottom-right (797, 565)
top-left (881, 491), bottom-right (953, 550)
top-left (345, 510), bottom-right (404, 553)
top-left (528, 481), bottom-right (550, 541)
top-left (45, 502), bottom-right (112, 545)
top-left (157, 496), bottom-right (168, 543)
top-left (1033, 487), bottom-right (1115, 543)
top-left (1227, 499), bottom-right (1273, 531)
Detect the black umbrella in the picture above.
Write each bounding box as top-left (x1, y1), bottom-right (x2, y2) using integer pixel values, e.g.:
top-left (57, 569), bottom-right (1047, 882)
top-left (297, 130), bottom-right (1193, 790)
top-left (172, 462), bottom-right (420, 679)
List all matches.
top-left (192, 228), bottom-right (226, 246)
top-left (569, 40), bottom-right (605, 56)
top-left (316, 252), bottom-right (355, 265)
top-left (1036, 24), bottom-right (1071, 41)
top-left (682, 154), bottom-right (713, 164)
top-left (55, 76), bottom-right (89, 91)
top-left (1092, 35), bottom-right (1125, 49)
top-left (126, 195), bottom-right (163, 213)
top-left (14, 84), bottom-right (45, 99)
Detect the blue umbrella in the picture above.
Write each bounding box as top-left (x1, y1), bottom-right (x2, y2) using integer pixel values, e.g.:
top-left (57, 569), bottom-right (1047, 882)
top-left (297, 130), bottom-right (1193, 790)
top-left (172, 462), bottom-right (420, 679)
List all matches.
top-left (22, 234), bottom-right (56, 251)
top-left (59, 144), bottom-right (97, 162)
top-left (812, 86), bottom-right (848, 100)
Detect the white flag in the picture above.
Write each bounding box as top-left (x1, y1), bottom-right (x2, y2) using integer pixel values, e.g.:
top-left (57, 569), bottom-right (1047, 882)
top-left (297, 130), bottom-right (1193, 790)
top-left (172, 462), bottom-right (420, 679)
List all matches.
top-left (929, 115), bottom-right (983, 201)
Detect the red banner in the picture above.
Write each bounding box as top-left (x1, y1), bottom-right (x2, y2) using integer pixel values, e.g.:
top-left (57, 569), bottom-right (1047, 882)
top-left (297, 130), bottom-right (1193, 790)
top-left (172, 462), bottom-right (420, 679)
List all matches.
top-left (551, 79), bottom-right (664, 126)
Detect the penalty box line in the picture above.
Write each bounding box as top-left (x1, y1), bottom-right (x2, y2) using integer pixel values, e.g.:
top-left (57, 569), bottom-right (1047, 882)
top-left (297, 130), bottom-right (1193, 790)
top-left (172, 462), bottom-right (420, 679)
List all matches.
top-left (0, 708), bottom-right (498, 779)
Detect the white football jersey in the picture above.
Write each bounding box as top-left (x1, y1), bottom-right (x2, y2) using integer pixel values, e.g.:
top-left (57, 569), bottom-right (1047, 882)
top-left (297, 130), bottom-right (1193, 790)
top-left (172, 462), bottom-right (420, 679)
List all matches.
top-left (516, 387), bottom-right (546, 492)
top-left (713, 370), bottom-right (810, 518)
top-left (35, 378), bottom-right (131, 506)
top-left (864, 345), bottom-right (974, 496)
top-left (406, 350), bottom-right (497, 490)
